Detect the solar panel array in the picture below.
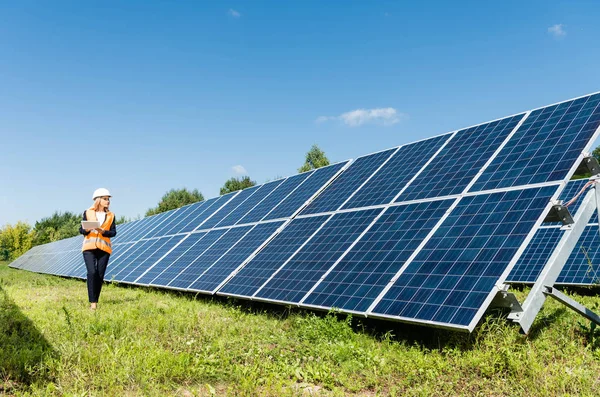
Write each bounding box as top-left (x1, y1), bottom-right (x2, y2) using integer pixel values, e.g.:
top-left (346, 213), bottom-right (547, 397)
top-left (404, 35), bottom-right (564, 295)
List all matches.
top-left (10, 92), bottom-right (600, 332)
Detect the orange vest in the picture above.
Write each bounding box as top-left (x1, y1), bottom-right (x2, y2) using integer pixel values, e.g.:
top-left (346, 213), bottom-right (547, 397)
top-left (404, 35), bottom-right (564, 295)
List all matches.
top-left (82, 208), bottom-right (115, 254)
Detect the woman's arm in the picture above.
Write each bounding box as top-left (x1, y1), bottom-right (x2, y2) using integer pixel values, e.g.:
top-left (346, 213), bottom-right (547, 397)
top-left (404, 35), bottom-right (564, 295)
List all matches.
top-left (101, 217), bottom-right (117, 238)
top-left (79, 211), bottom-right (91, 235)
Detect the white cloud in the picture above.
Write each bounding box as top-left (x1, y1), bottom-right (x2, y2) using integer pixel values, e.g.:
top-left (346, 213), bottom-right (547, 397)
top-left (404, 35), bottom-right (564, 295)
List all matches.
top-left (548, 24), bottom-right (566, 38)
top-left (228, 9), bottom-right (241, 18)
top-left (232, 165), bottom-right (247, 175)
top-left (316, 107), bottom-right (407, 127)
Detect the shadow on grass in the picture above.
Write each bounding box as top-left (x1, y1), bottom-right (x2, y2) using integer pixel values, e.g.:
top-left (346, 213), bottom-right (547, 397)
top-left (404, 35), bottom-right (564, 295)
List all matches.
top-left (525, 307), bottom-right (568, 340)
top-left (0, 285), bottom-right (56, 393)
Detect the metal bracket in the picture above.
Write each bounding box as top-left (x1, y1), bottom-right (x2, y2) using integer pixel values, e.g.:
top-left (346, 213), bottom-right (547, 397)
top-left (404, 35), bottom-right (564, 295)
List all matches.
top-left (543, 201), bottom-right (574, 225)
top-left (543, 286), bottom-right (600, 326)
top-left (574, 156), bottom-right (600, 176)
top-left (509, 183), bottom-right (600, 334)
top-left (490, 285), bottom-right (523, 313)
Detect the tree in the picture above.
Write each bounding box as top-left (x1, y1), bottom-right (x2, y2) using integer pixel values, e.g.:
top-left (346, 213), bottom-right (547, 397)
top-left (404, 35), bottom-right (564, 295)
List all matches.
top-left (32, 211), bottom-right (80, 246)
top-left (593, 145), bottom-right (600, 163)
top-left (116, 215), bottom-right (130, 225)
top-left (298, 144), bottom-right (330, 173)
top-left (0, 222), bottom-right (34, 261)
top-left (220, 176), bottom-right (256, 195)
top-left (146, 188), bottom-right (204, 217)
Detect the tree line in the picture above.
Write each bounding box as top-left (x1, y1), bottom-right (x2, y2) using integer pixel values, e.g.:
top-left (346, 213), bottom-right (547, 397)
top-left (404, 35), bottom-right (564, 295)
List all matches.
top-left (0, 145), bottom-right (329, 261)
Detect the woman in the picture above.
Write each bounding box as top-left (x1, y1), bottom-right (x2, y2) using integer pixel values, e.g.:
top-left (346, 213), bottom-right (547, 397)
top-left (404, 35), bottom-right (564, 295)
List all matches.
top-left (79, 188), bottom-right (117, 310)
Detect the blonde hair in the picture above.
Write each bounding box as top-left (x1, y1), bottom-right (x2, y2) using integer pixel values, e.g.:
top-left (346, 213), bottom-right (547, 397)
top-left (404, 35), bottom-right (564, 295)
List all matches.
top-left (92, 198), bottom-right (109, 212)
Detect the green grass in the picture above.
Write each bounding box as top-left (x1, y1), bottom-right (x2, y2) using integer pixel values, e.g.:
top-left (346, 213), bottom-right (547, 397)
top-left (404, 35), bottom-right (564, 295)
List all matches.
top-left (1, 261), bottom-right (600, 396)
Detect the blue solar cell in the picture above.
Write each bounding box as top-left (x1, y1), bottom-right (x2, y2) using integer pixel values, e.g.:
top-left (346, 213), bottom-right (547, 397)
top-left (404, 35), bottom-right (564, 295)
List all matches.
top-left (177, 196), bottom-right (227, 234)
top-left (188, 221), bottom-right (284, 292)
top-left (397, 115), bottom-right (525, 202)
top-left (237, 172), bottom-right (313, 225)
top-left (148, 230), bottom-right (226, 287)
top-left (215, 180), bottom-right (285, 228)
top-left (218, 216), bottom-right (328, 297)
top-left (506, 227), bottom-right (563, 283)
top-left (119, 211), bottom-right (174, 243)
top-left (263, 162), bottom-right (348, 220)
top-left (111, 219), bottom-right (144, 244)
top-left (161, 201), bottom-right (207, 235)
top-left (200, 188), bottom-right (261, 230)
top-left (372, 185), bottom-right (558, 327)
top-left (301, 149), bottom-right (397, 215)
top-left (557, 225), bottom-right (600, 284)
top-left (105, 240), bottom-right (156, 279)
top-left (470, 93), bottom-right (600, 192)
top-left (145, 202), bottom-right (201, 238)
top-left (118, 235), bottom-right (185, 283)
top-left (303, 199), bottom-right (454, 312)
top-left (255, 208), bottom-right (382, 303)
top-left (507, 225), bottom-right (600, 285)
top-left (135, 234), bottom-right (205, 285)
top-left (55, 251), bottom-right (84, 277)
top-left (167, 226), bottom-right (253, 290)
top-left (341, 135), bottom-right (450, 210)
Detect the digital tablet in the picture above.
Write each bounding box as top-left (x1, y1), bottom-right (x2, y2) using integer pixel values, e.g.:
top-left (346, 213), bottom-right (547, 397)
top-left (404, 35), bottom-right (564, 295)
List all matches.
top-left (81, 221), bottom-right (101, 229)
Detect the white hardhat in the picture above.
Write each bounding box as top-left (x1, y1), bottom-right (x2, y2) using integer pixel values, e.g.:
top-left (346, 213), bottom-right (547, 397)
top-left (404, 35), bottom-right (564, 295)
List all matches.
top-left (92, 188), bottom-right (111, 200)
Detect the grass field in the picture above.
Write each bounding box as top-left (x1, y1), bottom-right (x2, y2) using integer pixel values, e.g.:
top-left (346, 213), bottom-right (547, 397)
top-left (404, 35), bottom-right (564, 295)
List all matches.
top-left (1, 261), bottom-right (600, 396)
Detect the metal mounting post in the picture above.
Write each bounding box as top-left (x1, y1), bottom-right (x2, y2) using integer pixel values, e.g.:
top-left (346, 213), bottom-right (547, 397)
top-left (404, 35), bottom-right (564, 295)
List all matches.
top-left (509, 182), bottom-right (600, 334)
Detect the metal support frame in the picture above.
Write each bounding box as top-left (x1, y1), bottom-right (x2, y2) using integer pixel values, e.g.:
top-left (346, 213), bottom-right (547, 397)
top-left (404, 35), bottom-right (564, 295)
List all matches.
top-left (543, 286), bottom-right (600, 326)
top-left (507, 182), bottom-right (600, 334)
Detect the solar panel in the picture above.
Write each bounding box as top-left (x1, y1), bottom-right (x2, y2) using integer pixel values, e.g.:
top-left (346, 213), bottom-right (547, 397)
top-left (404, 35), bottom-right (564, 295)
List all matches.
top-left (397, 114), bottom-right (525, 202)
top-left (470, 93), bottom-right (600, 191)
top-left (116, 235), bottom-right (186, 283)
top-left (188, 221), bottom-right (284, 293)
top-left (370, 186), bottom-right (557, 328)
top-left (254, 208), bottom-right (383, 304)
top-left (302, 199), bottom-right (455, 313)
top-left (200, 188), bottom-right (259, 230)
top-left (178, 196), bottom-right (228, 234)
top-left (148, 230), bottom-right (227, 287)
top-left (341, 135), bottom-right (451, 210)
top-left (507, 178), bottom-right (600, 284)
top-left (263, 161), bottom-right (349, 220)
top-left (218, 216), bottom-right (329, 297)
top-left (144, 202), bottom-right (202, 238)
top-left (236, 172), bottom-right (313, 225)
top-left (214, 179), bottom-right (285, 228)
top-left (300, 148), bottom-right (397, 215)
top-left (167, 226), bottom-right (253, 290)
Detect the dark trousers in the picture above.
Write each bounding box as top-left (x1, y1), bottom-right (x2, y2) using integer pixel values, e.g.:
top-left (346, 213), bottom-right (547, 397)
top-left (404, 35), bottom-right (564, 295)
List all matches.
top-left (83, 249), bottom-right (110, 303)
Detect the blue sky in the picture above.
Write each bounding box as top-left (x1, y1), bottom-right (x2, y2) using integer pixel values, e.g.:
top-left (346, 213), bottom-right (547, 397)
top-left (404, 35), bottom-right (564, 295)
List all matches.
top-left (1, 0), bottom-right (599, 226)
